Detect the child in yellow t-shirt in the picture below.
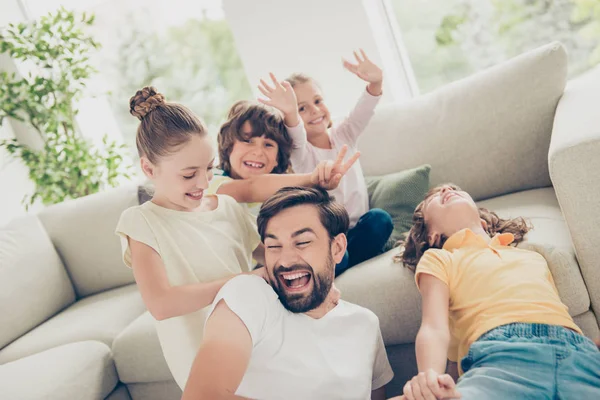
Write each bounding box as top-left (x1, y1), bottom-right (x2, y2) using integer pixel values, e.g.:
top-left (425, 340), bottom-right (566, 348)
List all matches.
top-left (395, 183), bottom-right (600, 400)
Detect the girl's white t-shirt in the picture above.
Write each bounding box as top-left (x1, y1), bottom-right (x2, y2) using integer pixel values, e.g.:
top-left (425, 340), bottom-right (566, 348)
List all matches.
top-left (115, 194), bottom-right (260, 389)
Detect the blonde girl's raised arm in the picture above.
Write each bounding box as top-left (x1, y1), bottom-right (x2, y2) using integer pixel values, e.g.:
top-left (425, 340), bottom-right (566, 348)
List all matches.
top-left (415, 273), bottom-right (451, 374)
top-left (130, 238), bottom-right (233, 321)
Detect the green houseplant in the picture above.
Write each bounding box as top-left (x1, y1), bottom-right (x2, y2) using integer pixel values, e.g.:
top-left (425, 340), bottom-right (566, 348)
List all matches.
top-left (0, 7), bottom-right (132, 209)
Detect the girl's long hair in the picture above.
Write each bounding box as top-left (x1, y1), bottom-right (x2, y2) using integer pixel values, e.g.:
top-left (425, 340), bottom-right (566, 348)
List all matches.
top-left (396, 184), bottom-right (531, 270)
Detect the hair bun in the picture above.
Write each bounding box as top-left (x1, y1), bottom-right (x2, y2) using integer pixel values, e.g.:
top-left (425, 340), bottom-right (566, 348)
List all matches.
top-left (130, 86), bottom-right (165, 120)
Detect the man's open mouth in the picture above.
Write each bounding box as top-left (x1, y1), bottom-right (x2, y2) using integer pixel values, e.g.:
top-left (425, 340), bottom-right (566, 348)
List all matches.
top-left (279, 270), bottom-right (312, 291)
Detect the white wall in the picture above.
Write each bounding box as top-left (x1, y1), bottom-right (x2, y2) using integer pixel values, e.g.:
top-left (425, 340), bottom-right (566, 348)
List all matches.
top-left (223, 0), bottom-right (414, 118)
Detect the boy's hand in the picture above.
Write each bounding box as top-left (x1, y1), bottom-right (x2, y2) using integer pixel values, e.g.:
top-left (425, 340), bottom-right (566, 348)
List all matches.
top-left (342, 49), bottom-right (383, 96)
top-left (310, 145), bottom-right (360, 190)
top-left (250, 266), bottom-right (268, 282)
top-left (257, 72), bottom-right (300, 126)
top-left (330, 283), bottom-right (341, 305)
top-left (402, 369), bottom-right (461, 400)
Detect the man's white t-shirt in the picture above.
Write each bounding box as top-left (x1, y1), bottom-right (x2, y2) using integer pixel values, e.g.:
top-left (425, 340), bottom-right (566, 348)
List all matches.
top-left (207, 275), bottom-right (394, 400)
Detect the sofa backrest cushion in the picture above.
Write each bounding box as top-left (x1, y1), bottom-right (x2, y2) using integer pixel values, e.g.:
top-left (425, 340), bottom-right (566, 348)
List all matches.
top-left (359, 42), bottom-right (567, 201)
top-left (0, 216), bottom-right (75, 349)
top-left (37, 184), bottom-right (139, 298)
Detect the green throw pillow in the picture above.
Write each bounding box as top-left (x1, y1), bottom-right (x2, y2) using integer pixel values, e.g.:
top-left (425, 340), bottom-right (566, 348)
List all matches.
top-left (365, 164), bottom-right (431, 251)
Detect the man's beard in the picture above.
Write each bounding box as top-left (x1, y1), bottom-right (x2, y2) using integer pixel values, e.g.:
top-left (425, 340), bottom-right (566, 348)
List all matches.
top-left (270, 253), bottom-right (334, 313)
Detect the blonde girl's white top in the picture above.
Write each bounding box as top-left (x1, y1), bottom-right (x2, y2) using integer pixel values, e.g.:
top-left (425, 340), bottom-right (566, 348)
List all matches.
top-left (115, 194), bottom-right (260, 389)
top-left (286, 89), bottom-right (381, 228)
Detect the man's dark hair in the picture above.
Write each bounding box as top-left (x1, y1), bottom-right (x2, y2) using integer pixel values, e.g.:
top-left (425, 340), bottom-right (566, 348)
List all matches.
top-left (257, 187), bottom-right (349, 242)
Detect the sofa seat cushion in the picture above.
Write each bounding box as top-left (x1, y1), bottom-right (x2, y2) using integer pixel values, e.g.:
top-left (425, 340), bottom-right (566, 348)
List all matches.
top-left (0, 341), bottom-right (118, 400)
top-left (478, 187), bottom-right (590, 317)
top-left (336, 248), bottom-right (422, 346)
top-left (113, 312), bottom-right (173, 384)
top-left (0, 284), bottom-right (145, 364)
top-left (336, 187), bottom-right (590, 346)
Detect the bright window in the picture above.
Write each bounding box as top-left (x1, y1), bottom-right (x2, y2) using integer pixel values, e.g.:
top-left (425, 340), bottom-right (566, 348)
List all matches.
top-left (388, 0), bottom-right (600, 93)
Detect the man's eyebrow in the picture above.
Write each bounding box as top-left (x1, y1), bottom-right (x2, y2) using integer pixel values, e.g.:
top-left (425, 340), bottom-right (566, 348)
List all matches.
top-left (264, 228), bottom-right (316, 240)
top-left (292, 228), bottom-right (315, 238)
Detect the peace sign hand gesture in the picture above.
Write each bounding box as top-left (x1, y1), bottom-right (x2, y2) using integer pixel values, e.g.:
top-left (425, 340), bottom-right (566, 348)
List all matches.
top-left (311, 145), bottom-right (360, 190)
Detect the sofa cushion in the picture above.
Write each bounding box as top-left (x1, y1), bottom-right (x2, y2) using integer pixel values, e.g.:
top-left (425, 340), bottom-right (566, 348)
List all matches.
top-left (105, 384), bottom-right (132, 400)
top-left (126, 381), bottom-right (182, 400)
top-left (573, 311), bottom-right (600, 340)
top-left (337, 187), bottom-right (590, 346)
top-left (0, 341), bottom-right (118, 400)
top-left (549, 66), bottom-right (600, 328)
top-left (37, 183), bottom-right (139, 297)
top-left (0, 216), bottom-right (75, 349)
top-left (112, 312), bottom-right (173, 384)
top-left (478, 187), bottom-right (590, 317)
top-left (358, 42), bottom-right (567, 201)
top-left (0, 284), bottom-right (145, 364)
top-left (366, 164), bottom-right (431, 249)
top-left (336, 248), bottom-right (422, 346)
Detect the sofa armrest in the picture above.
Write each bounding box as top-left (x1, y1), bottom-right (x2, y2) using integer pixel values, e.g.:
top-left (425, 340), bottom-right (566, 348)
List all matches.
top-left (548, 66), bottom-right (600, 323)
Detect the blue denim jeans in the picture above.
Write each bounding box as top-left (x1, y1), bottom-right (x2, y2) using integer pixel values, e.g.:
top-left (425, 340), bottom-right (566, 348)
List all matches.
top-left (335, 208), bottom-right (393, 276)
top-left (455, 323), bottom-right (600, 399)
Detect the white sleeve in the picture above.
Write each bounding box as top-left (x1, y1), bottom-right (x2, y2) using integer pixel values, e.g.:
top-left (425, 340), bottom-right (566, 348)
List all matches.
top-left (224, 195), bottom-right (260, 254)
top-left (372, 326), bottom-right (394, 390)
top-left (115, 207), bottom-right (160, 268)
top-left (333, 89), bottom-right (381, 145)
top-left (207, 275), bottom-right (279, 345)
top-left (286, 121), bottom-right (314, 173)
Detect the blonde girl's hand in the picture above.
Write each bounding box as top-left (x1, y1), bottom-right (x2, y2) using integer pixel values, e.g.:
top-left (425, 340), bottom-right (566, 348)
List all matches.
top-left (402, 369), bottom-right (461, 400)
top-left (310, 145), bottom-right (360, 190)
top-left (257, 72), bottom-right (300, 126)
top-left (342, 49), bottom-right (383, 95)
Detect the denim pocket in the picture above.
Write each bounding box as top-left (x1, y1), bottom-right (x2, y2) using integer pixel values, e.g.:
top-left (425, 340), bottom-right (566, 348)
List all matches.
top-left (460, 342), bottom-right (479, 373)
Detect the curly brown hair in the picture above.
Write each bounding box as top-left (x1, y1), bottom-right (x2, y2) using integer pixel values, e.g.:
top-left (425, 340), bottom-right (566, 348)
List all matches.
top-left (396, 184), bottom-right (531, 270)
top-left (218, 100), bottom-right (293, 176)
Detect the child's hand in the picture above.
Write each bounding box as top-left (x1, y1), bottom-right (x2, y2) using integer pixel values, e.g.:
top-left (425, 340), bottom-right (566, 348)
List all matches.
top-left (330, 283), bottom-right (341, 305)
top-left (257, 73), bottom-right (300, 127)
top-left (402, 369), bottom-right (461, 400)
top-left (250, 266), bottom-right (268, 282)
top-left (342, 49), bottom-right (383, 96)
top-left (310, 145), bottom-right (360, 190)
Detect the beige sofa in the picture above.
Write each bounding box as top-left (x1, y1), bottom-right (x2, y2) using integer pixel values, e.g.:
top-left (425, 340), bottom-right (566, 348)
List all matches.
top-left (1, 42), bottom-right (599, 399)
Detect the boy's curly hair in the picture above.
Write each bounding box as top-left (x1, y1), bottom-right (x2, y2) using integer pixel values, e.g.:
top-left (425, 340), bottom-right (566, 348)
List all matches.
top-left (395, 184), bottom-right (531, 270)
top-left (218, 100), bottom-right (293, 175)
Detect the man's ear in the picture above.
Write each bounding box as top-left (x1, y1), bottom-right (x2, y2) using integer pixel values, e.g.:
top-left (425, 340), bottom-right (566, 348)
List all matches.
top-left (140, 157), bottom-right (155, 179)
top-left (331, 233), bottom-right (347, 264)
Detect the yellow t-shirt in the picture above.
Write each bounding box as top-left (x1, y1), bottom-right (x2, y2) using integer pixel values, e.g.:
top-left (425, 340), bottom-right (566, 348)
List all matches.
top-left (115, 194), bottom-right (260, 389)
top-left (207, 173), bottom-right (263, 218)
top-left (415, 228), bottom-right (581, 375)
